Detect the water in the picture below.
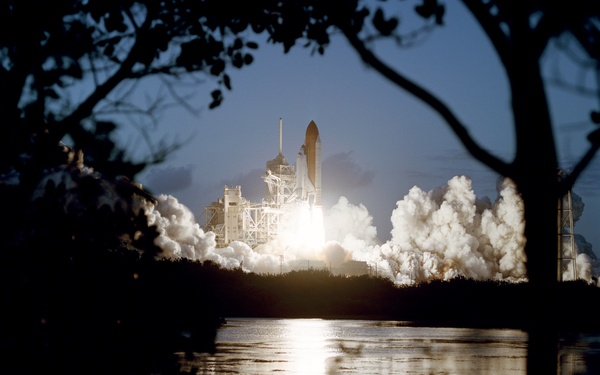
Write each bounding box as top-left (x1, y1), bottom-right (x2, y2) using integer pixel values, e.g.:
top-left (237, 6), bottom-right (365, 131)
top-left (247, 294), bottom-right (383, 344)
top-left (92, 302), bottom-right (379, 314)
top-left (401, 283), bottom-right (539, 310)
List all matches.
top-left (181, 318), bottom-right (600, 374)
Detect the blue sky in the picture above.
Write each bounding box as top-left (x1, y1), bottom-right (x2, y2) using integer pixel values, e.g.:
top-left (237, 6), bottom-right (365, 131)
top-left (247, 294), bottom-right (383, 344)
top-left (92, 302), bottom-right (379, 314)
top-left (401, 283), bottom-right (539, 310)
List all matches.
top-left (131, 4), bottom-right (600, 250)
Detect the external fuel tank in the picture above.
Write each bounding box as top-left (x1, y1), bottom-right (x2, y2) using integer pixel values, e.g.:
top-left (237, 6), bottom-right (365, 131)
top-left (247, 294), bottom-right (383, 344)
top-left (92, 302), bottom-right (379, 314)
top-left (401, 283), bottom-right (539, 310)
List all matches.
top-left (295, 120), bottom-right (321, 205)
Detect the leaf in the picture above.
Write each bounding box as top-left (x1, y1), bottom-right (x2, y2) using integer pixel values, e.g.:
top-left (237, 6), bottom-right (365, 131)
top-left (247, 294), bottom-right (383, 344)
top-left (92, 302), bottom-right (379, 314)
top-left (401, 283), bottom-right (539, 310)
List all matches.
top-left (588, 128), bottom-right (600, 146)
top-left (251, 23), bottom-right (265, 34)
top-left (591, 111), bottom-right (600, 125)
top-left (176, 38), bottom-right (204, 69)
top-left (223, 74), bottom-right (232, 90)
top-left (104, 11), bottom-right (128, 33)
top-left (434, 4), bottom-right (445, 25)
top-left (45, 88), bottom-right (59, 99)
top-left (209, 89), bottom-right (223, 109)
top-left (372, 8), bottom-right (398, 36)
top-left (233, 38), bottom-right (243, 50)
top-left (211, 89), bottom-right (221, 100)
top-left (210, 60), bottom-right (225, 76)
top-left (95, 121), bottom-right (117, 135)
top-left (415, 0), bottom-right (438, 19)
top-left (246, 41), bottom-right (259, 49)
top-left (232, 52), bottom-right (243, 68)
top-left (64, 62), bottom-right (83, 79)
top-left (153, 24), bottom-right (169, 52)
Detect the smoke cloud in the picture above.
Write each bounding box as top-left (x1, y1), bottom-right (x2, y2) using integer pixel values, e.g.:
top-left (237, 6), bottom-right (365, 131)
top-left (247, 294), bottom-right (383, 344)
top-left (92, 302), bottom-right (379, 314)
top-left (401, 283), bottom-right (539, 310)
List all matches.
top-left (142, 176), bottom-right (599, 285)
top-left (143, 194), bottom-right (216, 260)
top-left (375, 176), bottom-right (527, 283)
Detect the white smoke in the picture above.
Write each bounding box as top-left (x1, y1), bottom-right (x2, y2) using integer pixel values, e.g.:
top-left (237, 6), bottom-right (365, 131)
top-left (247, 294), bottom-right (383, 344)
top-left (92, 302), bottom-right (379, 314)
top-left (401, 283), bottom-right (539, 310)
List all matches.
top-left (210, 241), bottom-right (282, 273)
top-left (143, 176), bottom-right (598, 285)
top-left (383, 176), bottom-right (527, 283)
top-left (325, 196), bottom-right (378, 251)
top-left (143, 194), bottom-right (216, 260)
top-left (143, 195), bottom-right (332, 273)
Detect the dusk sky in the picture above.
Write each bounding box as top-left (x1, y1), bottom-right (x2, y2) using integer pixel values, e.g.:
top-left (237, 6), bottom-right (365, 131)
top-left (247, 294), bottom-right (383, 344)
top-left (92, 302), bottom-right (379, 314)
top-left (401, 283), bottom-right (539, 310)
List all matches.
top-left (131, 4), bottom-right (600, 250)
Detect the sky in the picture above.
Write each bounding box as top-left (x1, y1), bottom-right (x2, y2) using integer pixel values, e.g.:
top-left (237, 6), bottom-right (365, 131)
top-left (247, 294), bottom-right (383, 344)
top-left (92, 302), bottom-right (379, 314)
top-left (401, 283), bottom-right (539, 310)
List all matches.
top-left (129, 4), bottom-right (600, 251)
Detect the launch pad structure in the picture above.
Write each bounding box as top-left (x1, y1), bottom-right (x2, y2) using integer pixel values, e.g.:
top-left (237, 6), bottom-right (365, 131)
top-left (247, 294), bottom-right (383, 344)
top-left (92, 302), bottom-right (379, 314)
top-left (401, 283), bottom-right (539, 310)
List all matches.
top-left (200, 119), bottom-right (322, 248)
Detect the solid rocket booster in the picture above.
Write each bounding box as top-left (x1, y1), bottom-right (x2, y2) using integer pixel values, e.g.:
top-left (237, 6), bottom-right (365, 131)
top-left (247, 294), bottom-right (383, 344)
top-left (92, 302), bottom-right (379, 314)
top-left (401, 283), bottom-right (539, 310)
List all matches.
top-left (295, 120), bottom-right (321, 205)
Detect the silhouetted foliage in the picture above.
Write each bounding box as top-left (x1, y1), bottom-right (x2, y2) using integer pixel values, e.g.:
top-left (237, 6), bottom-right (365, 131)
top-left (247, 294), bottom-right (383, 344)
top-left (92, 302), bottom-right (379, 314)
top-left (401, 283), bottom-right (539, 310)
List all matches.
top-left (2, 1), bottom-right (600, 374)
top-left (0, 2), bottom-right (334, 370)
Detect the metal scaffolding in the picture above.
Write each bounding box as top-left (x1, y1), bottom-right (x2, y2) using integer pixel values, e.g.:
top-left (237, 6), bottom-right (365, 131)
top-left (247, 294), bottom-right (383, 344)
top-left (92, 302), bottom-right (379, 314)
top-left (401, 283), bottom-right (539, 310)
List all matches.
top-left (557, 189), bottom-right (577, 281)
top-left (238, 202), bottom-right (284, 247)
top-left (199, 151), bottom-right (300, 248)
top-left (199, 119), bottom-right (322, 249)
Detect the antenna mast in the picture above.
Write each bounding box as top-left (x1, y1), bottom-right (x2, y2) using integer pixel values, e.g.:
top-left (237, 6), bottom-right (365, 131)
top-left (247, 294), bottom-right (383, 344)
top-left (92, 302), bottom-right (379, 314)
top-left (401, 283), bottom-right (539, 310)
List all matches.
top-left (279, 117), bottom-right (283, 155)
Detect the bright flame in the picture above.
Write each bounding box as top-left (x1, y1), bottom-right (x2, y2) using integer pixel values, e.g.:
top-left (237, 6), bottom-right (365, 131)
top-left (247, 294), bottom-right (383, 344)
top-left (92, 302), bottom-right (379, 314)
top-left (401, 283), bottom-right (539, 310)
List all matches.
top-left (296, 204), bottom-right (311, 245)
top-left (310, 206), bottom-right (325, 248)
top-left (294, 204), bottom-right (325, 250)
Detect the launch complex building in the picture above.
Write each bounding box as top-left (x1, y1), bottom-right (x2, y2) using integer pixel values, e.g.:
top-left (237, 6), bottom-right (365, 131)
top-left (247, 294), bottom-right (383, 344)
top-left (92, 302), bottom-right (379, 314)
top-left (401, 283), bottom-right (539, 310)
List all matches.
top-left (199, 120), bottom-right (582, 280)
top-left (201, 119), bottom-right (323, 248)
top-left (200, 119), bottom-right (370, 275)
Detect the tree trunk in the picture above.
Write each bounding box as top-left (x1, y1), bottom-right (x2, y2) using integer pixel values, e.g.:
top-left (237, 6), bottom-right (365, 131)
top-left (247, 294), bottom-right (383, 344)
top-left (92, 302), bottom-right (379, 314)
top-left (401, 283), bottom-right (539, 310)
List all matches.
top-left (507, 14), bottom-right (559, 373)
top-left (508, 16), bottom-right (558, 309)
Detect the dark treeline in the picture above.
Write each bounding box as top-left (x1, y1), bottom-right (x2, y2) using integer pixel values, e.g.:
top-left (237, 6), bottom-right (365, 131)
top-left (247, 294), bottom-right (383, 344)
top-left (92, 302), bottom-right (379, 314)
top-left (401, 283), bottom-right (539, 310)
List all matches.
top-left (3, 246), bottom-right (600, 373)
top-left (208, 264), bottom-right (600, 331)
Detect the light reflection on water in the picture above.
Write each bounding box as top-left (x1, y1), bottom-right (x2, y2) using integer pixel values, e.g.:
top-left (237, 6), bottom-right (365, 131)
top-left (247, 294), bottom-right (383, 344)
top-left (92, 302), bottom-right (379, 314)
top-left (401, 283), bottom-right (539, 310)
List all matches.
top-left (180, 318), bottom-right (600, 374)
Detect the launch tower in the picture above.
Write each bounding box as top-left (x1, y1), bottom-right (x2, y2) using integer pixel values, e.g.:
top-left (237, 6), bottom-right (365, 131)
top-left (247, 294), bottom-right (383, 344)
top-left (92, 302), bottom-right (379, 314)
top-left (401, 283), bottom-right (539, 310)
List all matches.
top-left (201, 119), bottom-right (322, 247)
top-left (558, 189), bottom-right (577, 281)
top-left (264, 118), bottom-right (297, 206)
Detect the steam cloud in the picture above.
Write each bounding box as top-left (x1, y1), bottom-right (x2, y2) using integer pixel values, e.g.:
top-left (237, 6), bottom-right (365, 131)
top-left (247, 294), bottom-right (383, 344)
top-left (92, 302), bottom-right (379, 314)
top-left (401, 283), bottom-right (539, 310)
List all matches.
top-left (143, 176), bottom-right (599, 285)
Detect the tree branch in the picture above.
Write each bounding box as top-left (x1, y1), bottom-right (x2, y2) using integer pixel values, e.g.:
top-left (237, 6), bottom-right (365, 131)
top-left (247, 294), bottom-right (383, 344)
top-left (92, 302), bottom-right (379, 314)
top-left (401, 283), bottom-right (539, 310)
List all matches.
top-left (461, 0), bottom-right (511, 68)
top-left (159, 75), bottom-right (202, 116)
top-left (340, 25), bottom-right (511, 177)
top-left (528, 12), bottom-right (556, 60)
top-left (60, 7), bottom-right (155, 138)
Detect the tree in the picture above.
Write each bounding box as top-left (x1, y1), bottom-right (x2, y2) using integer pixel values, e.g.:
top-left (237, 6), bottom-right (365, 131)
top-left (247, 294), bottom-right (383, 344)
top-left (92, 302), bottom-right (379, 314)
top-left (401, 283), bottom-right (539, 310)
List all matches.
top-left (334, 1), bottom-right (600, 289)
top-left (0, 0), bottom-right (286, 253)
top-left (344, 0), bottom-right (600, 290)
top-left (0, 2), bottom-right (305, 371)
top-left (1, 0), bottom-right (598, 371)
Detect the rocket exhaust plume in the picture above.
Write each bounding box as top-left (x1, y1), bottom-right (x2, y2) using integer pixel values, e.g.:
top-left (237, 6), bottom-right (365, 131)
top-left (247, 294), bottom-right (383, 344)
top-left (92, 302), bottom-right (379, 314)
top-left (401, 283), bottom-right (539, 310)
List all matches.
top-left (144, 176), bottom-right (598, 285)
top-left (142, 121), bottom-right (597, 284)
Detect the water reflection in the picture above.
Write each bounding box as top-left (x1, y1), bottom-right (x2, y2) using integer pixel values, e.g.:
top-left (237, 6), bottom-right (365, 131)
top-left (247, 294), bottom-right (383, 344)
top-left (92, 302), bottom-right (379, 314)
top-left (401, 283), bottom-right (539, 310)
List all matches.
top-left (181, 318), bottom-right (600, 374)
top-left (558, 333), bottom-right (600, 374)
top-left (282, 319), bottom-right (338, 373)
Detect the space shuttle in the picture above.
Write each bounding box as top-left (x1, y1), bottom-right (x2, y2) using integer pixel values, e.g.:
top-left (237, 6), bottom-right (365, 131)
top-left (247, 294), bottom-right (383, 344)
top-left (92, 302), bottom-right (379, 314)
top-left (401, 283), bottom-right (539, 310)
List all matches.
top-left (295, 120), bottom-right (321, 206)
